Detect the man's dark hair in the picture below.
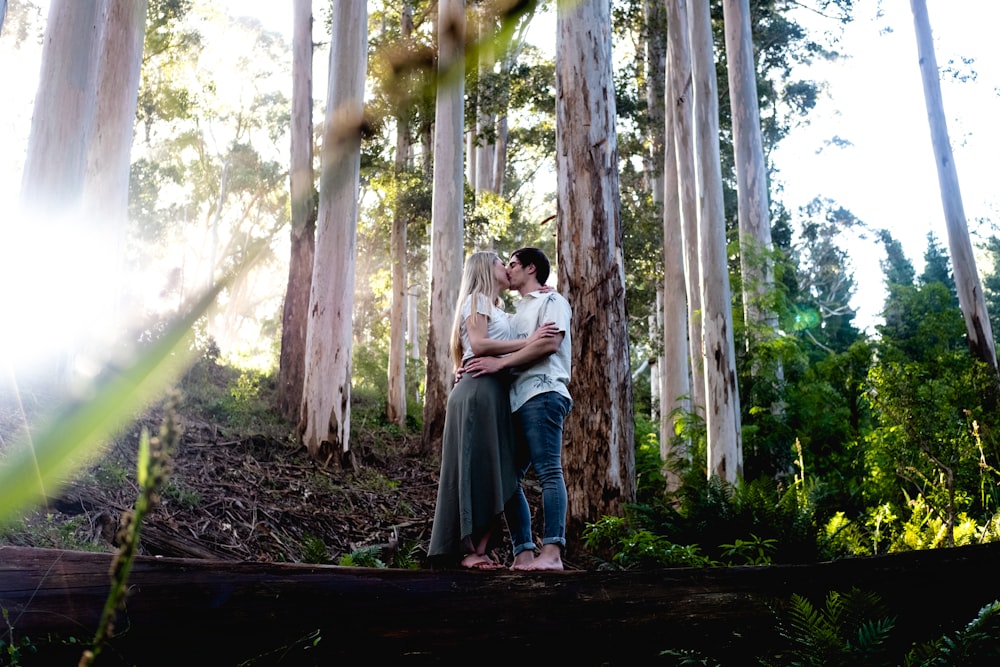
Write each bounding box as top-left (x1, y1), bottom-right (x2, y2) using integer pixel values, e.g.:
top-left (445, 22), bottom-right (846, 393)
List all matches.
top-left (512, 247), bottom-right (550, 285)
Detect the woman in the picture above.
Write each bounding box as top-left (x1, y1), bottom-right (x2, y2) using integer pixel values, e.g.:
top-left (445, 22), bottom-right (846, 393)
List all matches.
top-left (427, 251), bottom-right (556, 569)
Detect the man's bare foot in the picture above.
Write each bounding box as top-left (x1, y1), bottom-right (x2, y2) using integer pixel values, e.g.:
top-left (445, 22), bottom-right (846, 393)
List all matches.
top-left (521, 545), bottom-right (563, 571)
top-left (510, 550), bottom-right (536, 571)
top-left (460, 553), bottom-right (503, 570)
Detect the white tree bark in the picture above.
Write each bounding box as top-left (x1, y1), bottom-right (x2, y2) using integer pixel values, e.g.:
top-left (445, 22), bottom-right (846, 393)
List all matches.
top-left (20, 0), bottom-right (102, 212)
top-left (556, 0), bottom-right (636, 528)
top-left (689, 0), bottom-right (742, 483)
top-left (723, 0), bottom-right (775, 349)
top-left (666, 0), bottom-right (704, 417)
top-left (662, 56), bottom-right (690, 491)
top-left (299, 0), bottom-right (368, 464)
top-left (910, 0), bottom-right (998, 374)
top-left (81, 0), bottom-right (147, 341)
top-left (421, 0), bottom-right (466, 452)
top-left (387, 1), bottom-right (414, 428)
top-left (277, 0), bottom-right (316, 421)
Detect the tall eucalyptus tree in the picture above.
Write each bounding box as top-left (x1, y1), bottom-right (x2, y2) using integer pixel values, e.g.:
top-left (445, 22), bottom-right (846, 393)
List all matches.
top-left (689, 0), bottom-right (742, 483)
top-left (661, 27), bottom-right (691, 491)
top-left (20, 0), bottom-right (102, 212)
top-left (386, 0), bottom-right (416, 428)
top-left (299, 0), bottom-right (368, 465)
top-left (421, 0), bottom-right (466, 453)
top-left (665, 0), bottom-right (705, 424)
top-left (909, 0), bottom-right (997, 376)
top-left (722, 0), bottom-right (775, 354)
top-left (556, 0), bottom-right (636, 529)
top-left (277, 0), bottom-right (316, 422)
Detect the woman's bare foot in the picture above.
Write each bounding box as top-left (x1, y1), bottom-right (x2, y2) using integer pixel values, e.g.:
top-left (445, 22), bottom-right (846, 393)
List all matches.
top-left (460, 553), bottom-right (504, 570)
top-left (520, 544), bottom-right (563, 571)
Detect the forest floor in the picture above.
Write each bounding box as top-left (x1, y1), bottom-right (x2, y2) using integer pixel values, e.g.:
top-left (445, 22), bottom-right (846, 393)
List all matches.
top-left (0, 356), bottom-right (584, 571)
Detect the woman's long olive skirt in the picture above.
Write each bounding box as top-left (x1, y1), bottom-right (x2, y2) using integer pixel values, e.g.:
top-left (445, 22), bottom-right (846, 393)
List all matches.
top-left (427, 371), bottom-right (517, 563)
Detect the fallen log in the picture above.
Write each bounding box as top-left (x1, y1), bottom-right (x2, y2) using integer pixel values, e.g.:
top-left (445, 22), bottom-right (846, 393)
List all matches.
top-left (2, 542), bottom-right (999, 665)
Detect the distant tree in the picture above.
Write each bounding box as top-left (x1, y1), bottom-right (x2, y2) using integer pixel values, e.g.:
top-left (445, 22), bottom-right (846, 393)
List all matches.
top-left (910, 0), bottom-right (997, 375)
top-left (386, 0), bottom-right (415, 428)
top-left (299, 0), bottom-right (368, 465)
top-left (982, 236), bottom-right (1000, 346)
top-left (722, 0), bottom-right (776, 355)
top-left (277, 0), bottom-right (316, 422)
top-left (920, 231), bottom-right (955, 295)
top-left (877, 228), bottom-right (916, 290)
top-left (690, 0), bottom-right (742, 483)
top-left (665, 0), bottom-right (705, 418)
top-left (556, 0), bottom-right (636, 529)
top-left (661, 66), bottom-right (690, 491)
top-left (421, 0), bottom-right (466, 454)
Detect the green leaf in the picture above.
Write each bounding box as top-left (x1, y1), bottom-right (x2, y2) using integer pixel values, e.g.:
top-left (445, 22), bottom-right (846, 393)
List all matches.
top-left (0, 285), bottom-right (222, 522)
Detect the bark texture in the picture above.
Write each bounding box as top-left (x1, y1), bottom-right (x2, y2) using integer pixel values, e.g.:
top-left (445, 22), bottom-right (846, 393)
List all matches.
top-left (689, 0), bottom-right (742, 482)
top-left (723, 0), bottom-right (776, 349)
top-left (277, 0), bottom-right (316, 422)
top-left (299, 0), bottom-right (368, 464)
top-left (555, 0), bottom-right (636, 533)
top-left (421, 0), bottom-right (466, 454)
top-left (666, 0), bottom-right (705, 417)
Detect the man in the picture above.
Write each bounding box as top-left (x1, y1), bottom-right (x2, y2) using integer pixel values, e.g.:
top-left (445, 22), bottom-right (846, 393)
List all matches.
top-left (464, 247), bottom-right (573, 571)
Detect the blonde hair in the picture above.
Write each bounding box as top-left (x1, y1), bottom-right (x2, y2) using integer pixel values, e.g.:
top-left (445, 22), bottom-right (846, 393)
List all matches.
top-left (450, 251), bottom-right (501, 369)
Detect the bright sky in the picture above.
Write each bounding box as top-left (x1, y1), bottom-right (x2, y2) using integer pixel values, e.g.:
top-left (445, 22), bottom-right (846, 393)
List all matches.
top-left (772, 0), bottom-right (1000, 331)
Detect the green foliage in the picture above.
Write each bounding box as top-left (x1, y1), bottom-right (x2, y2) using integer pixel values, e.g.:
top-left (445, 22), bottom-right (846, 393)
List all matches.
top-left (718, 534), bottom-right (778, 566)
top-left (179, 357), bottom-right (287, 438)
top-left (338, 545), bottom-right (386, 568)
top-left (0, 513), bottom-right (100, 553)
top-left (582, 516), bottom-right (714, 570)
top-left (767, 589), bottom-right (896, 667)
top-left (905, 600), bottom-right (1000, 666)
top-left (163, 481), bottom-right (201, 510)
top-left (301, 535), bottom-right (330, 564)
top-left (634, 413), bottom-right (667, 501)
top-left (81, 398), bottom-right (183, 666)
top-left (1, 606), bottom-right (37, 667)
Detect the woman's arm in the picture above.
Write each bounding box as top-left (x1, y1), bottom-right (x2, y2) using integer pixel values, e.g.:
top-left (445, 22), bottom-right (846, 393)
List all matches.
top-left (464, 330), bottom-right (563, 377)
top-left (466, 315), bottom-right (558, 357)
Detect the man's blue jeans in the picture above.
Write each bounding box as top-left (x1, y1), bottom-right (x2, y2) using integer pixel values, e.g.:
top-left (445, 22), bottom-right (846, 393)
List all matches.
top-left (505, 392), bottom-right (572, 556)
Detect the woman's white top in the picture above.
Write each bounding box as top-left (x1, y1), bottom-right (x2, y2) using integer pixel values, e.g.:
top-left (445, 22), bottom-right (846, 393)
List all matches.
top-left (460, 294), bottom-right (512, 362)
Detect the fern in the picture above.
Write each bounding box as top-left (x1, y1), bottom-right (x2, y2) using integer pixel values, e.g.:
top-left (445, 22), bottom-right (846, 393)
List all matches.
top-left (905, 600), bottom-right (1000, 666)
top-left (773, 589), bottom-right (896, 667)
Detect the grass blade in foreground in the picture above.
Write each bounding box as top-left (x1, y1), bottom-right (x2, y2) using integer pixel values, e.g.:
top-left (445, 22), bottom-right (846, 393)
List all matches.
top-left (0, 285), bottom-right (223, 522)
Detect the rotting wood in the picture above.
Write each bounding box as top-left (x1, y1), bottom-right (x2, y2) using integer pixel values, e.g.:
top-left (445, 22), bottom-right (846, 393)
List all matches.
top-left (3, 542), bottom-right (1000, 665)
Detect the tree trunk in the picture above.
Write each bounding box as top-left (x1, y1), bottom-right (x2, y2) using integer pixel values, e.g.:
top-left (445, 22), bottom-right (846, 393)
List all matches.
top-left (20, 0), bottom-right (102, 212)
top-left (662, 69), bottom-right (690, 491)
top-left (8, 541), bottom-right (1000, 664)
top-left (646, 0), bottom-right (667, 427)
top-left (299, 0), bottom-right (368, 465)
top-left (386, 1), bottom-right (414, 428)
top-left (421, 0), bottom-right (466, 454)
top-left (666, 0), bottom-right (705, 421)
top-left (689, 0), bottom-right (742, 483)
top-left (723, 0), bottom-right (776, 354)
top-left (77, 0), bottom-right (147, 353)
top-left (910, 0), bottom-right (998, 374)
top-left (277, 0), bottom-right (316, 422)
top-left (556, 0), bottom-right (636, 534)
